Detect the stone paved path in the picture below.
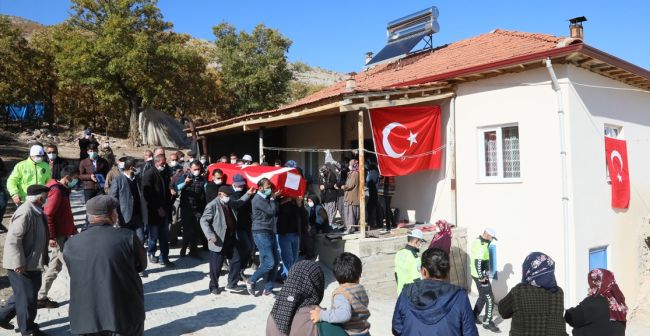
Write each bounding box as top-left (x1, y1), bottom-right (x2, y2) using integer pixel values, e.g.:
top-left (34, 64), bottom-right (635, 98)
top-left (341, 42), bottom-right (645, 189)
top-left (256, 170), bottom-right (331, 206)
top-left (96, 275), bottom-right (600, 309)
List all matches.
top-left (9, 191), bottom-right (649, 335)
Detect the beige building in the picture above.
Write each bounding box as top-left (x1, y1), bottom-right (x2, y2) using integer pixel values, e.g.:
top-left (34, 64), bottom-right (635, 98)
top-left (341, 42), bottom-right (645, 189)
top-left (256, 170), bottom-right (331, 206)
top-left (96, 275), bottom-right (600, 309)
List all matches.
top-left (194, 28), bottom-right (650, 308)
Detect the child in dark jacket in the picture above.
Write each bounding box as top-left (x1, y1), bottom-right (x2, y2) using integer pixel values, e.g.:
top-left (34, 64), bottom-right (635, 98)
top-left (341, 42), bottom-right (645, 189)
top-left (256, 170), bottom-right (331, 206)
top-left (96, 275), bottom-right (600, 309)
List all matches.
top-left (310, 252), bottom-right (371, 336)
top-left (392, 248), bottom-right (478, 336)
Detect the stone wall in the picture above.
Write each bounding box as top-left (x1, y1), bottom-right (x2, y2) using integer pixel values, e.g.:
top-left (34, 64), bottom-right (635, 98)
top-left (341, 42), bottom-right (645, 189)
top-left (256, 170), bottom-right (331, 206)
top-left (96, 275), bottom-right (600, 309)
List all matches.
top-left (315, 227), bottom-right (468, 300)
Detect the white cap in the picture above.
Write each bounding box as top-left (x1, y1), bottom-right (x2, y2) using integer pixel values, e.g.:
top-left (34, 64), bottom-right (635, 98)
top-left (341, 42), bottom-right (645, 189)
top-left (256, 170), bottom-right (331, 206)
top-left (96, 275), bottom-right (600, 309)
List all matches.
top-left (408, 229), bottom-right (427, 242)
top-left (484, 227), bottom-right (498, 240)
top-left (242, 154), bottom-right (253, 162)
top-left (29, 145), bottom-right (44, 156)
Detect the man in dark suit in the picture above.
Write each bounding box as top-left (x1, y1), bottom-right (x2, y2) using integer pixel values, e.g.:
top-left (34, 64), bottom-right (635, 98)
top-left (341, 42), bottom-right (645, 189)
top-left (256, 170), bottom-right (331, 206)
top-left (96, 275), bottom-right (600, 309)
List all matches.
top-left (78, 143), bottom-right (110, 204)
top-left (141, 154), bottom-right (174, 267)
top-left (109, 158), bottom-right (146, 245)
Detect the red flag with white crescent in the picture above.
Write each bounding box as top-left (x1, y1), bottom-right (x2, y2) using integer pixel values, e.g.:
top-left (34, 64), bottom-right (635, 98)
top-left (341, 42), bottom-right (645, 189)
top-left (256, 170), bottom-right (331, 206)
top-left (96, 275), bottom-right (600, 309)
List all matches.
top-left (206, 163), bottom-right (307, 198)
top-left (604, 137), bottom-right (630, 209)
top-left (369, 106), bottom-right (442, 176)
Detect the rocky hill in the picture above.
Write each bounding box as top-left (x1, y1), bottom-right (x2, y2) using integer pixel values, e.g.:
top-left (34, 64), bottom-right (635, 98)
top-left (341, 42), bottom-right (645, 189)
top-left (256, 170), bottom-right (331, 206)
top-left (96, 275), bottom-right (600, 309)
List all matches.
top-left (0, 14), bottom-right (45, 38)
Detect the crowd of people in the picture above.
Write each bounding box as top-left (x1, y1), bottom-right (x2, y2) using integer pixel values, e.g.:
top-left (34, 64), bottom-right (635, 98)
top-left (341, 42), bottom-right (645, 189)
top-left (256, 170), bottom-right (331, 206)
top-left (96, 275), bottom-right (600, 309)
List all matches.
top-left (0, 128), bottom-right (630, 336)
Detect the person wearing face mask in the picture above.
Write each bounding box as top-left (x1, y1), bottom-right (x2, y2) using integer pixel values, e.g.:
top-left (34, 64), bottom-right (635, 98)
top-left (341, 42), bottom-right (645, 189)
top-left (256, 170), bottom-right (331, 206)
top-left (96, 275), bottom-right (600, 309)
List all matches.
top-left (6, 145), bottom-right (51, 207)
top-left (109, 159), bottom-right (147, 247)
top-left (246, 178), bottom-right (282, 297)
top-left (395, 229), bottom-right (427, 294)
top-left (176, 161), bottom-right (207, 258)
top-left (37, 166), bottom-right (79, 309)
top-left (78, 128), bottom-right (99, 160)
top-left (205, 168), bottom-right (225, 204)
top-left (200, 155), bottom-right (209, 167)
top-left (230, 153), bottom-right (239, 165)
top-left (0, 185), bottom-right (50, 334)
top-left (45, 144), bottom-right (67, 181)
top-left (169, 159), bottom-right (186, 247)
top-left (229, 174), bottom-right (255, 273)
top-left (141, 155), bottom-right (174, 266)
top-left (79, 143), bottom-right (110, 206)
top-left (200, 185), bottom-right (255, 294)
top-left (104, 157), bottom-right (125, 194)
top-left (63, 195), bottom-right (147, 336)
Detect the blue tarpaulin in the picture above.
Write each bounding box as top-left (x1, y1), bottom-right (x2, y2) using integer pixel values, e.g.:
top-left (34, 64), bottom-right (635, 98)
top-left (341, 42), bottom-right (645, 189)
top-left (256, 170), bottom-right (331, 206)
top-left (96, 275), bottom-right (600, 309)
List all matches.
top-left (4, 103), bottom-right (44, 121)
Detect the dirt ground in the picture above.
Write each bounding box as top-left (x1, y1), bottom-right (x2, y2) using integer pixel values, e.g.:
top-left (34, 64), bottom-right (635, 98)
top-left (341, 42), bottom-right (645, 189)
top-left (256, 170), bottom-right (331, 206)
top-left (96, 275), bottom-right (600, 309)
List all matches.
top-left (0, 124), bottom-right (175, 304)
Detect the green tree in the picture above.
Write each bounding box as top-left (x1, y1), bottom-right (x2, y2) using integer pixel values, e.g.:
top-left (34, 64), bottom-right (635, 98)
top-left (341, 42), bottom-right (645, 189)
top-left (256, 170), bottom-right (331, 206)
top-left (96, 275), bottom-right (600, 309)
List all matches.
top-left (57, 0), bottom-right (203, 144)
top-left (0, 17), bottom-right (57, 123)
top-left (212, 22), bottom-right (293, 117)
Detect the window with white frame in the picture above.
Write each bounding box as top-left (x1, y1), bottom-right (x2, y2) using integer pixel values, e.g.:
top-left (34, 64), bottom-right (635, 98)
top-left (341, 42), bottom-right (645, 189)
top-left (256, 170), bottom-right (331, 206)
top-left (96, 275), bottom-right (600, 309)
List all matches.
top-left (478, 125), bottom-right (520, 181)
top-left (604, 125), bottom-right (623, 182)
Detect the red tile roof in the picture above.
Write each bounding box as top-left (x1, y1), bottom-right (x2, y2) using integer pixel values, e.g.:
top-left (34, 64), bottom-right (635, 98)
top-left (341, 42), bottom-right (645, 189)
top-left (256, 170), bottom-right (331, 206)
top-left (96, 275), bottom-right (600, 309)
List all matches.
top-left (197, 29), bottom-right (648, 131)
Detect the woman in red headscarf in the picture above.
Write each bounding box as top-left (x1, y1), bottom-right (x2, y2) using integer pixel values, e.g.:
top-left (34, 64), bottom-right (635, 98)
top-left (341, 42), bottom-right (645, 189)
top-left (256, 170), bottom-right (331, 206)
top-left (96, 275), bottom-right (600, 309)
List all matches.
top-left (564, 268), bottom-right (627, 336)
top-left (429, 220), bottom-right (452, 254)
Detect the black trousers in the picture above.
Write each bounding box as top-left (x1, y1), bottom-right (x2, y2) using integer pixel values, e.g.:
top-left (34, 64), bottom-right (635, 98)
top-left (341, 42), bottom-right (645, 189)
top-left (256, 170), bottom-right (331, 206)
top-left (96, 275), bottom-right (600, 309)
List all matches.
top-left (236, 229), bottom-right (253, 270)
top-left (208, 235), bottom-right (240, 291)
top-left (0, 270), bottom-right (42, 334)
top-left (472, 277), bottom-right (495, 323)
top-left (181, 209), bottom-right (202, 253)
top-left (83, 188), bottom-right (103, 203)
top-left (381, 195), bottom-right (394, 230)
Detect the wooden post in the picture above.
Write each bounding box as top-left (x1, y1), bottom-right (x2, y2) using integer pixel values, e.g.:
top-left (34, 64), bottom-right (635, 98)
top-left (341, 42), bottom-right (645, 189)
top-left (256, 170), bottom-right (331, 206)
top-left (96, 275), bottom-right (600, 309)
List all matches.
top-left (259, 127), bottom-right (264, 163)
top-left (358, 110), bottom-right (366, 238)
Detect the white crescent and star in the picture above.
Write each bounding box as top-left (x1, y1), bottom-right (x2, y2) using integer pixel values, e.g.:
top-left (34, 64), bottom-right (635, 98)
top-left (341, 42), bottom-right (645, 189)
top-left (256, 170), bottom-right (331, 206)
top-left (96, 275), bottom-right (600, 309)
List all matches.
top-left (382, 122), bottom-right (418, 159)
top-left (610, 150), bottom-right (624, 182)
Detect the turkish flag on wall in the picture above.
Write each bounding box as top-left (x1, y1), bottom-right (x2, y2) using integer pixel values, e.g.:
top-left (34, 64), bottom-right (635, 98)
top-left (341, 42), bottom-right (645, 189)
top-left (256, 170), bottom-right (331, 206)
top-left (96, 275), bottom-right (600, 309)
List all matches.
top-left (604, 137), bottom-right (630, 209)
top-left (369, 106), bottom-right (442, 176)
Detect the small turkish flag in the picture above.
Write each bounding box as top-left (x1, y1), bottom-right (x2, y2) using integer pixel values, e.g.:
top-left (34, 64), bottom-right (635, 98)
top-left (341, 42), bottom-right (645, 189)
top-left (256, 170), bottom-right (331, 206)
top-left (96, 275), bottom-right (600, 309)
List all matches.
top-left (369, 106), bottom-right (442, 176)
top-left (604, 137), bottom-right (630, 209)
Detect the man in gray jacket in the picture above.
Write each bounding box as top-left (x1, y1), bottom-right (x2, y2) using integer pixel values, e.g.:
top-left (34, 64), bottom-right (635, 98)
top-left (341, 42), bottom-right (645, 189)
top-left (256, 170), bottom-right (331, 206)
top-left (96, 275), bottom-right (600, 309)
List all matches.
top-left (200, 185), bottom-right (253, 295)
top-left (0, 184), bottom-right (50, 335)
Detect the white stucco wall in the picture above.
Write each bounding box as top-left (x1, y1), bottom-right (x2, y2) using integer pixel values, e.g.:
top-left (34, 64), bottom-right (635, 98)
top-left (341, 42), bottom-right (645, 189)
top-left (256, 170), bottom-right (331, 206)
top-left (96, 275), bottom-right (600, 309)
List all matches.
top-left (566, 65), bottom-right (650, 308)
top-left (455, 67), bottom-right (570, 301)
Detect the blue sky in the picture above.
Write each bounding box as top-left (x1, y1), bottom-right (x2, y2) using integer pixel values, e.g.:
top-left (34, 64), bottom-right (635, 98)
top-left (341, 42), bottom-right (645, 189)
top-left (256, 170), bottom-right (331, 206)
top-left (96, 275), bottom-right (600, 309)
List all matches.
top-left (1, 1), bottom-right (649, 73)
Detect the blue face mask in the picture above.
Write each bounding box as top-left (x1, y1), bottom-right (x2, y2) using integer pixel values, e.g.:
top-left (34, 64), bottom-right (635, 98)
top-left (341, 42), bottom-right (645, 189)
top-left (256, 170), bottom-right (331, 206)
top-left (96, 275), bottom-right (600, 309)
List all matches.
top-left (263, 189), bottom-right (272, 197)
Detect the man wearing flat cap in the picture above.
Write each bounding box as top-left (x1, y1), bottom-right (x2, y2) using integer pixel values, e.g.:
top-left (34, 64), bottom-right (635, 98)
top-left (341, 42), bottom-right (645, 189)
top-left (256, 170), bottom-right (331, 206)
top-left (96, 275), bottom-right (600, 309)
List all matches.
top-left (200, 185), bottom-right (254, 294)
top-left (0, 184), bottom-right (50, 335)
top-left (63, 195), bottom-right (147, 336)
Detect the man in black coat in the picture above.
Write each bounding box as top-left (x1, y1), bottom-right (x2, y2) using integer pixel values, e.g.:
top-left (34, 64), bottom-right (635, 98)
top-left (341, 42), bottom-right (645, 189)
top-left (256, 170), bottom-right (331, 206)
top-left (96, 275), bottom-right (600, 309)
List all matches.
top-left (176, 161), bottom-right (207, 258)
top-left (63, 195), bottom-right (146, 335)
top-left (45, 144), bottom-right (68, 181)
top-left (141, 154), bottom-right (174, 266)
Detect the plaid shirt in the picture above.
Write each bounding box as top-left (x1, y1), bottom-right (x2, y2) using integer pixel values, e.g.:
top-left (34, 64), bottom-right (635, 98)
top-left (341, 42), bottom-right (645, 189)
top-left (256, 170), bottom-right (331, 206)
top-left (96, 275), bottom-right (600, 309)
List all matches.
top-left (498, 283), bottom-right (568, 336)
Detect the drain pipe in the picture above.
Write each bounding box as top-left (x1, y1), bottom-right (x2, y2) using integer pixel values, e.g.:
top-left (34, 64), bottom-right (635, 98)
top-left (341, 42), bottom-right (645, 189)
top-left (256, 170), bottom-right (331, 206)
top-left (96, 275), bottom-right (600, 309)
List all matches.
top-left (545, 58), bottom-right (572, 306)
top-left (449, 96), bottom-right (458, 227)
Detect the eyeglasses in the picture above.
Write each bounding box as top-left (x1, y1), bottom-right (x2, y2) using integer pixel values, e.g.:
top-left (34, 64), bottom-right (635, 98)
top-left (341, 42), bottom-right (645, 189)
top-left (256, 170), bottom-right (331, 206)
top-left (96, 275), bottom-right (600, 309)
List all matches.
top-left (47, 151), bottom-right (57, 154)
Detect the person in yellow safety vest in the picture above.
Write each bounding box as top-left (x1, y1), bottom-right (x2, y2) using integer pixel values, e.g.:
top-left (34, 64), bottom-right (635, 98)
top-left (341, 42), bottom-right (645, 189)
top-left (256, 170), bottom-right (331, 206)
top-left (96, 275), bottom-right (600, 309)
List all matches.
top-left (470, 227), bottom-right (500, 333)
top-left (6, 145), bottom-right (51, 206)
top-left (394, 229), bottom-right (427, 294)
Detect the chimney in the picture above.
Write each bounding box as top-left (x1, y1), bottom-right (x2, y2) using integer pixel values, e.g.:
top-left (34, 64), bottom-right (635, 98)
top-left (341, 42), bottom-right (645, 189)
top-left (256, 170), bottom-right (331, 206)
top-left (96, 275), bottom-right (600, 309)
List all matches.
top-left (365, 52), bottom-right (374, 65)
top-left (345, 72), bottom-right (357, 92)
top-left (568, 16), bottom-right (587, 39)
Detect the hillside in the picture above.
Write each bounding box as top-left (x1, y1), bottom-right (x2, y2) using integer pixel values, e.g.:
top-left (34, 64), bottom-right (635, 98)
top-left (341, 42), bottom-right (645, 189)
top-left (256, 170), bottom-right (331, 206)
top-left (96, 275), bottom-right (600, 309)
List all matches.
top-left (0, 14), bottom-right (45, 38)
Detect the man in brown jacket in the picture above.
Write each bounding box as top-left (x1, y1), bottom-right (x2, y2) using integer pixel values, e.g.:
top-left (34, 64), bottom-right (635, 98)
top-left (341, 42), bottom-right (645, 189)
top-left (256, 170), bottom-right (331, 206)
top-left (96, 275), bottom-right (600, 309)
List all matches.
top-left (0, 184), bottom-right (50, 335)
top-left (342, 159), bottom-right (360, 234)
top-left (78, 143), bottom-right (110, 204)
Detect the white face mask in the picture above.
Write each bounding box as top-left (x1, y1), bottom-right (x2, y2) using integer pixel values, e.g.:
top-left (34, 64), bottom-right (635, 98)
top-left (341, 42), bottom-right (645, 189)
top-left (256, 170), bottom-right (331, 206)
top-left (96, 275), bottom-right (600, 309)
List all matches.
top-left (230, 159), bottom-right (237, 164)
top-left (200, 159), bottom-right (207, 165)
top-left (118, 162), bottom-right (125, 170)
top-left (157, 166), bottom-right (165, 172)
top-left (32, 156), bottom-right (43, 163)
top-left (214, 178), bottom-right (222, 185)
top-left (170, 160), bottom-right (178, 167)
top-left (47, 153), bottom-right (57, 160)
top-left (233, 186), bottom-right (243, 192)
top-left (103, 143), bottom-right (110, 148)
top-left (307, 201), bottom-right (314, 208)
top-left (192, 170), bottom-right (200, 177)
top-left (221, 196), bottom-right (230, 204)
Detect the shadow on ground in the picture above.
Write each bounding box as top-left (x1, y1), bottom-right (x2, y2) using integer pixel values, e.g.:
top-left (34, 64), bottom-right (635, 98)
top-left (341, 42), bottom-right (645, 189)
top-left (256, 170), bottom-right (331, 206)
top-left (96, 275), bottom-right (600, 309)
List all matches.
top-left (145, 304), bottom-right (256, 335)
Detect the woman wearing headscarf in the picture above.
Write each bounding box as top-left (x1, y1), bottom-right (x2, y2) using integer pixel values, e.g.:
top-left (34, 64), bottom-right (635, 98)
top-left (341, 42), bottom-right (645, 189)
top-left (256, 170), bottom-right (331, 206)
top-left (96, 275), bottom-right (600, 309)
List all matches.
top-left (267, 260), bottom-right (325, 336)
top-left (429, 220), bottom-right (452, 254)
top-left (342, 159), bottom-right (360, 234)
top-left (564, 268), bottom-right (627, 336)
top-left (498, 252), bottom-right (568, 336)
